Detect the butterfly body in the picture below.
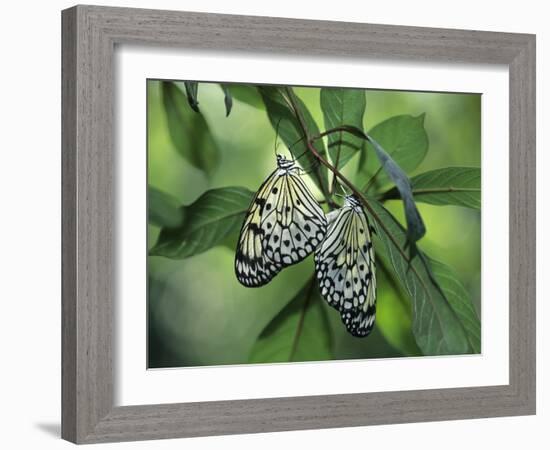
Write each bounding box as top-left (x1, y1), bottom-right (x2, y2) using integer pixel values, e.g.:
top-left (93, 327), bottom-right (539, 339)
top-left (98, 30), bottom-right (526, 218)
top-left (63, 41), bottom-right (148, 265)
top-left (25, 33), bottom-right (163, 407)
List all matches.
top-left (235, 155), bottom-right (327, 287)
top-left (315, 195), bottom-right (376, 337)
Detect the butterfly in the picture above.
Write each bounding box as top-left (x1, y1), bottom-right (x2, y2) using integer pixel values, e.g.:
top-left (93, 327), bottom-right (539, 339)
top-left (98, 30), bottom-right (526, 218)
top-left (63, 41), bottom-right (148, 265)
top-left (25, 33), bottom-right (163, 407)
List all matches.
top-left (315, 194), bottom-right (377, 337)
top-left (235, 154), bottom-right (328, 287)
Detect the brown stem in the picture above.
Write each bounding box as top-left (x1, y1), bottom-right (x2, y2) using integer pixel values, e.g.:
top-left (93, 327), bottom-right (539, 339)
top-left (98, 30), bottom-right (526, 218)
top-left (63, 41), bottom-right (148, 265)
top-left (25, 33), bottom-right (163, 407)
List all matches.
top-left (284, 93), bottom-right (426, 292)
top-left (314, 126), bottom-right (381, 193)
top-left (329, 140), bottom-right (342, 196)
top-left (305, 134), bottom-right (432, 295)
top-left (284, 102), bottom-right (444, 329)
top-left (308, 133), bottom-right (438, 314)
top-left (291, 113), bottom-right (443, 328)
top-left (282, 88), bottom-right (332, 205)
top-left (314, 125), bottom-right (367, 140)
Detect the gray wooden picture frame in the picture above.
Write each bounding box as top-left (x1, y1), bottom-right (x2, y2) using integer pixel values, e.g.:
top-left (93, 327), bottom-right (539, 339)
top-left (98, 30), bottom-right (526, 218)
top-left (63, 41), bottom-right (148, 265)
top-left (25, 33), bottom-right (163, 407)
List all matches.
top-left (61, 4), bottom-right (536, 444)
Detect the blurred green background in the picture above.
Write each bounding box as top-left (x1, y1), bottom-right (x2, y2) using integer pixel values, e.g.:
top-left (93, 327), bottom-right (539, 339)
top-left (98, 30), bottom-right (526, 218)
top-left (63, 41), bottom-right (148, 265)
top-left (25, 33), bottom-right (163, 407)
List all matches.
top-left (147, 80), bottom-right (481, 368)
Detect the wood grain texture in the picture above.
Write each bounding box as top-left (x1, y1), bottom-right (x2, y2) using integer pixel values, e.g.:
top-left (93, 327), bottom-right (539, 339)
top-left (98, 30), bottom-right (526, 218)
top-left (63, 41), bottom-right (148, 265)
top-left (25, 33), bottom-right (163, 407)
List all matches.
top-left (62, 5), bottom-right (114, 442)
top-left (61, 7), bottom-right (77, 443)
top-left (61, 4), bottom-right (536, 444)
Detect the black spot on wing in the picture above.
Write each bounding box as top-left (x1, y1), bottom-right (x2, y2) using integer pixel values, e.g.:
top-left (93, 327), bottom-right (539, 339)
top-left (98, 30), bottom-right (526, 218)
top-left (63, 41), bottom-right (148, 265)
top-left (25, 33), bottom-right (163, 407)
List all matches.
top-left (234, 169), bottom-right (284, 287)
top-left (314, 202), bottom-right (377, 337)
top-left (259, 171), bottom-right (327, 269)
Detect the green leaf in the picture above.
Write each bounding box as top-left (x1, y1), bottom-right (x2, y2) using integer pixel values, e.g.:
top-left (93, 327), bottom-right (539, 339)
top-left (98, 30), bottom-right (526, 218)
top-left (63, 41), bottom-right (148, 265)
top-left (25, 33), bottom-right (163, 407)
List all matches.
top-left (226, 84), bottom-right (264, 109)
top-left (320, 88), bottom-right (366, 168)
top-left (374, 258), bottom-right (423, 356)
top-left (360, 114), bottom-right (428, 185)
top-left (148, 186), bottom-right (184, 228)
top-left (380, 167), bottom-right (481, 209)
top-left (367, 134), bottom-right (426, 243)
top-left (430, 259), bottom-right (481, 353)
top-left (365, 198), bottom-right (472, 355)
top-left (183, 81), bottom-right (200, 112)
top-left (258, 86), bottom-right (329, 193)
top-left (220, 84), bottom-right (233, 116)
top-left (161, 81), bottom-right (220, 175)
top-left (150, 186), bottom-right (254, 259)
top-left (249, 279), bottom-right (332, 363)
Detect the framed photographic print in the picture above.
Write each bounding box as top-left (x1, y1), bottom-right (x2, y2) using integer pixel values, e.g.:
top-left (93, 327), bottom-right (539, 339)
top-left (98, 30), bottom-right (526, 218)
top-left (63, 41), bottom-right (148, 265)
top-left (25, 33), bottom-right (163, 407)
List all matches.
top-left (62, 5), bottom-right (536, 444)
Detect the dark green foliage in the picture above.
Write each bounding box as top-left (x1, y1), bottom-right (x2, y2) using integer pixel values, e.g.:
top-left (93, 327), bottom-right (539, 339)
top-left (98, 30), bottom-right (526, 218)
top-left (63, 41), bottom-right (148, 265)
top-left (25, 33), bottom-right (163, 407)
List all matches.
top-left (148, 186), bottom-right (184, 228)
top-left (249, 278), bottom-right (332, 363)
top-left (430, 258), bottom-right (481, 353)
top-left (366, 199), bottom-right (472, 355)
top-left (161, 81), bottom-right (220, 175)
top-left (320, 87), bottom-right (366, 168)
top-left (220, 84), bottom-right (233, 116)
top-left (366, 134), bottom-right (426, 243)
top-left (183, 81), bottom-right (200, 112)
top-left (225, 84), bottom-right (264, 109)
top-left (151, 187), bottom-right (254, 259)
top-left (380, 167), bottom-right (481, 209)
top-left (359, 114), bottom-right (428, 187)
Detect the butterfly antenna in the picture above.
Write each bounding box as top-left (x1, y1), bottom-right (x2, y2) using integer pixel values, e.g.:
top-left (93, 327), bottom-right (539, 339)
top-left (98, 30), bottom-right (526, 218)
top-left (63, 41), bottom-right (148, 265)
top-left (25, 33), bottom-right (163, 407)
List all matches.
top-left (273, 118), bottom-right (283, 157)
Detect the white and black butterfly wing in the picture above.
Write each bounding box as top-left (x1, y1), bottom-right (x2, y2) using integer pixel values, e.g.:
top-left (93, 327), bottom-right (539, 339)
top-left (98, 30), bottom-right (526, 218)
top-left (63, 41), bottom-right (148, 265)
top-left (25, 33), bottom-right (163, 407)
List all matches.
top-left (235, 170), bottom-right (283, 287)
top-left (315, 200), bottom-right (376, 337)
top-left (260, 172), bottom-right (327, 267)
